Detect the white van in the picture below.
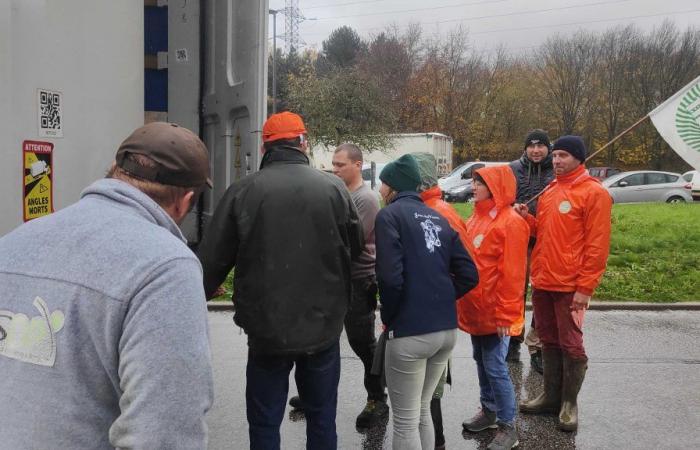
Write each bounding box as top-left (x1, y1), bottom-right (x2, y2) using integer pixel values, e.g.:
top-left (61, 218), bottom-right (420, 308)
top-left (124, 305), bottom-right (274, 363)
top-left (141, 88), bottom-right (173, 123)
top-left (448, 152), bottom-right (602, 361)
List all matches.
top-left (439, 161), bottom-right (509, 202)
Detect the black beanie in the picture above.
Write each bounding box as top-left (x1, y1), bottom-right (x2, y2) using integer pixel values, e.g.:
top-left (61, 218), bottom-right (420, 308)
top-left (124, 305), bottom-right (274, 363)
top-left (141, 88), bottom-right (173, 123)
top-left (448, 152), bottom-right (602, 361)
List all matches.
top-left (524, 129), bottom-right (550, 151)
top-left (553, 135), bottom-right (586, 162)
top-left (380, 154), bottom-right (422, 193)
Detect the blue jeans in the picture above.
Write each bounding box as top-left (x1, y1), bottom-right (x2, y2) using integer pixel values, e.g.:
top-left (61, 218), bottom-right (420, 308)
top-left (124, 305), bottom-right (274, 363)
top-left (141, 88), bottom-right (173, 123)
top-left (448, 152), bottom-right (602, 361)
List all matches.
top-left (246, 340), bottom-right (340, 450)
top-left (470, 334), bottom-right (516, 425)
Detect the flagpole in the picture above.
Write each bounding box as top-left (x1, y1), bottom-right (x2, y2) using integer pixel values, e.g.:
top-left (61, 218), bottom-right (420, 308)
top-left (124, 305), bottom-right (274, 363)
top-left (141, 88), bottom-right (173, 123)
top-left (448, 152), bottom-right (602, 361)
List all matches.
top-left (524, 114), bottom-right (650, 206)
top-left (584, 114), bottom-right (650, 164)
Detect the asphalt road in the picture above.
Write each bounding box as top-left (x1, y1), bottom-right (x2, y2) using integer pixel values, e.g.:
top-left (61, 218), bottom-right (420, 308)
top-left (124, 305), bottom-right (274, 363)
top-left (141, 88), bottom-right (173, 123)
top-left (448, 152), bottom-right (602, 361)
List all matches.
top-left (206, 310), bottom-right (700, 449)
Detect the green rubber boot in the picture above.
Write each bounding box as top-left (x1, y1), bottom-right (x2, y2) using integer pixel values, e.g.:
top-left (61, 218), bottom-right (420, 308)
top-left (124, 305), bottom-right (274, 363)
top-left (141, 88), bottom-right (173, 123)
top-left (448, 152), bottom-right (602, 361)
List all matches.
top-left (519, 348), bottom-right (562, 414)
top-left (558, 355), bottom-right (588, 431)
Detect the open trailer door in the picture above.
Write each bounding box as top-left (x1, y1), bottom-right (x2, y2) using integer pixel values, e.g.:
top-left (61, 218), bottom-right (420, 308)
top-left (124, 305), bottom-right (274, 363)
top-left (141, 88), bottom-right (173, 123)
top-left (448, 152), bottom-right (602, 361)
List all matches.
top-left (169, 0), bottom-right (268, 243)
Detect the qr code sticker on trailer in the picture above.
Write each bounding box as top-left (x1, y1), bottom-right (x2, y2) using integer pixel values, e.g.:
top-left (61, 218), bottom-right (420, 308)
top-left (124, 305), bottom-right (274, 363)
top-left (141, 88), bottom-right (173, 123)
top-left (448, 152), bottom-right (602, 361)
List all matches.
top-left (37, 89), bottom-right (63, 138)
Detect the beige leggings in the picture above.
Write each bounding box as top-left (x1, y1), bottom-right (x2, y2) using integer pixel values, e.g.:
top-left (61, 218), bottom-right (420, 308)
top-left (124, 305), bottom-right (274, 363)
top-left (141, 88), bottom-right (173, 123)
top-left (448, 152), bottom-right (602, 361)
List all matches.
top-left (385, 329), bottom-right (457, 450)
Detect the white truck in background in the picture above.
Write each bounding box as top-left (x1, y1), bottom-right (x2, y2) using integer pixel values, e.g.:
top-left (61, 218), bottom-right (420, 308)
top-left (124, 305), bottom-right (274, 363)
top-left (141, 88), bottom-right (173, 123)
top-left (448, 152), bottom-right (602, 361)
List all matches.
top-left (312, 132), bottom-right (453, 177)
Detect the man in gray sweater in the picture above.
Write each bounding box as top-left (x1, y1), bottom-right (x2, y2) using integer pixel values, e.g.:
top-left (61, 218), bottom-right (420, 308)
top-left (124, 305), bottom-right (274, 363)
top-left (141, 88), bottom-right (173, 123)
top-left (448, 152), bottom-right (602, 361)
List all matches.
top-left (288, 143), bottom-right (387, 429)
top-left (0, 122), bottom-right (214, 449)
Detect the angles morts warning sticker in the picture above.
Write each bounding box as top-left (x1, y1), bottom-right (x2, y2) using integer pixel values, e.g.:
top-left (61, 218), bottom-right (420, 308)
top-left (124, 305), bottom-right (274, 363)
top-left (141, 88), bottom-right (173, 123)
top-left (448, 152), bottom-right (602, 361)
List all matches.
top-left (23, 140), bottom-right (54, 222)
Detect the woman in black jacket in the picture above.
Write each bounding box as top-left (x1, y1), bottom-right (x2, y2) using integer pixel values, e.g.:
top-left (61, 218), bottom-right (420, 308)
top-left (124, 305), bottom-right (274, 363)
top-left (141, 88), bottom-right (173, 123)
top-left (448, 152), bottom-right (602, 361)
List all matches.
top-left (375, 154), bottom-right (479, 450)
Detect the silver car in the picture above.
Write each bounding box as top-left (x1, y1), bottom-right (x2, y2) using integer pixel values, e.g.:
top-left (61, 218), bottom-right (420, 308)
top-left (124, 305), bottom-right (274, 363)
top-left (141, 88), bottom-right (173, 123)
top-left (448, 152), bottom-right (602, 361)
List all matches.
top-left (603, 170), bottom-right (693, 203)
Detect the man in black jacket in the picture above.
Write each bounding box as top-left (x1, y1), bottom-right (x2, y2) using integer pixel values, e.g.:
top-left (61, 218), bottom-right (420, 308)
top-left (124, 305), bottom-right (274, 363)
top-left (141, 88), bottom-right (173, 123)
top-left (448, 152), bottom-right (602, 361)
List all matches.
top-left (197, 111), bottom-right (363, 450)
top-left (508, 129), bottom-right (554, 373)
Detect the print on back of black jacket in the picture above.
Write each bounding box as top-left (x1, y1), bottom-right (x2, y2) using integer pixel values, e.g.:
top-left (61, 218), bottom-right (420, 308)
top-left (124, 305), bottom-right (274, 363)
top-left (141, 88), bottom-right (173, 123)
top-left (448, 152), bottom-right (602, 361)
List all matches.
top-left (197, 145), bottom-right (364, 356)
top-left (375, 192), bottom-right (478, 339)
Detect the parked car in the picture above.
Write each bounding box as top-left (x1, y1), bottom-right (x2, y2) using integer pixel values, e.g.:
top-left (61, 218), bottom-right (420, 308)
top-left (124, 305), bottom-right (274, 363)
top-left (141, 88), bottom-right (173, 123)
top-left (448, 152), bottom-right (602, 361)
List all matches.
top-left (682, 170), bottom-right (700, 201)
top-left (588, 166), bottom-right (621, 180)
top-left (362, 162), bottom-right (387, 191)
top-left (602, 170), bottom-right (693, 203)
top-left (439, 161), bottom-right (508, 202)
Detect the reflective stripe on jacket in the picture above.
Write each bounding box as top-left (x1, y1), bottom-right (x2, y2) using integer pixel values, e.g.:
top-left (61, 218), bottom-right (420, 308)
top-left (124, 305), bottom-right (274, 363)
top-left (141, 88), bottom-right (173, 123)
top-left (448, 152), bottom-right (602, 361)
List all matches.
top-left (457, 166), bottom-right (529, 336)
top-left (525, 164), bottom-right (612, 296)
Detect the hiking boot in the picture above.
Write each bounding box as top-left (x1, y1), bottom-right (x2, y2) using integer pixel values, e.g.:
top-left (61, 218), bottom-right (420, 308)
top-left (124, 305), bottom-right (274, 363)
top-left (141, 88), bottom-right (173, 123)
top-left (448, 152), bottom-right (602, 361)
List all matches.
top-left (431, 398), bottom-right (445, 449)
top-left (487, 423), bottom-right (519, 450)
top-left (462, 407), bottom-right (498, 432)
top-left (558, 355), bottom-right (588, 432)
top-left (355, 399), bottom-right (389, 429)
top-left (530, 349), bottom-right (544, 375)
top-left (506, 341), bottom-right (521, 362)
top-left (520, 348), bottom-right (562, 414)
top-left (288, 395), bottom-right (303, 410)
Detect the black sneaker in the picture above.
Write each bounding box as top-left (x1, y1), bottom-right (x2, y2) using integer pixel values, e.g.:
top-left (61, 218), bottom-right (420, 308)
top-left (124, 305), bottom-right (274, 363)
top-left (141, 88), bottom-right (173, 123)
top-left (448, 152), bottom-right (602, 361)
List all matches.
top-left (530, 350), bottom-right (544, 375)
top-left (288, 395), bottom-right (303, 410)
top-left (462, 407), bottom-right (498, 432)
top-left (506, 342), bottom-right (521, 362)
top-left (355, 399), bottom-right (389, 429)
top-left (487, 423), bottom-right (519, 450)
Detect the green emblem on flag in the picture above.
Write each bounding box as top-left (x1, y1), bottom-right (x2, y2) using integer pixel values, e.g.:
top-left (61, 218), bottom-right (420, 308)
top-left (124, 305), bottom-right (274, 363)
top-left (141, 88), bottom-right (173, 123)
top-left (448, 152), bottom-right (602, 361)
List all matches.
top-left (675, 81), bottom-right (700, 153)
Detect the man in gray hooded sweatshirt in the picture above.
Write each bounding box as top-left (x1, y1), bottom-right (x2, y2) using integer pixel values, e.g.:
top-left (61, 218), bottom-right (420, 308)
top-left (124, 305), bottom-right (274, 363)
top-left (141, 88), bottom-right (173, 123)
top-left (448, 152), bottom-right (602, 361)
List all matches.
top-left (0, 122), bottom-right (214, 449)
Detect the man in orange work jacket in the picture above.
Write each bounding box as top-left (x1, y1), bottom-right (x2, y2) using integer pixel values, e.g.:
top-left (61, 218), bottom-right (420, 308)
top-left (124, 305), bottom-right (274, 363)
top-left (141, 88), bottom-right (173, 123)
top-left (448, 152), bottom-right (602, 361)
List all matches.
top-left (413, 152), bottom-right (470, 450)
top-left (515, 135), bottom-right (612, 433)
top-left (459, 165), bottom-right (529, 450)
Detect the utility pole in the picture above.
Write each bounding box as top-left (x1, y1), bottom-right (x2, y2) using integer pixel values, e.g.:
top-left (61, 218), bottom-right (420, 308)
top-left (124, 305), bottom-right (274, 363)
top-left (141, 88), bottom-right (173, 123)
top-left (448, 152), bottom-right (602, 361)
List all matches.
top-left (269, 9), bottom-right (279, 113)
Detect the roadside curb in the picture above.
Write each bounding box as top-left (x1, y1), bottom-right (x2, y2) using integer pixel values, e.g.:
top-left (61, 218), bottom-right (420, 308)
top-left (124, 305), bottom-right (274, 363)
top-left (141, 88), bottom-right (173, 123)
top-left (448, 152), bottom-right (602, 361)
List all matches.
top-left (207, 301), bottom-right (700, 312)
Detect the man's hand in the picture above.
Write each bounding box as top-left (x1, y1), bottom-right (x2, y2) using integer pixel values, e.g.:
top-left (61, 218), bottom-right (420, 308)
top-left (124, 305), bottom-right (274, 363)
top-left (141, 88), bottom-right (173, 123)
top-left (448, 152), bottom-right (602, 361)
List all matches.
top-left (571, 292), bottom-right (591, 311)
top-left (513, 203), bottom-right (529, 219)
top-left (496, 326), bottom-right (510, 337)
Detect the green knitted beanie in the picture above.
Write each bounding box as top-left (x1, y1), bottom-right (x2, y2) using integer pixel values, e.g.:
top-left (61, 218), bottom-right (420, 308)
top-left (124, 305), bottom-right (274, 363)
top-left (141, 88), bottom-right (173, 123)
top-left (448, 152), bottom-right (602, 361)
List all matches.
top-left (379, 154), bottom-right (422, 193)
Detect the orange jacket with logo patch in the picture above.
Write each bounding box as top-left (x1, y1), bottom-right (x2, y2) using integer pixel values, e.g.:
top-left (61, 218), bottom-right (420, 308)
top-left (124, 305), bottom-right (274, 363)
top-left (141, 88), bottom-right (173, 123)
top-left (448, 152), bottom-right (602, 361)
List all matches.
top-left (524, 164), bottom-right (612, 296)
top-left (456, 166), bottom-right (529, 336)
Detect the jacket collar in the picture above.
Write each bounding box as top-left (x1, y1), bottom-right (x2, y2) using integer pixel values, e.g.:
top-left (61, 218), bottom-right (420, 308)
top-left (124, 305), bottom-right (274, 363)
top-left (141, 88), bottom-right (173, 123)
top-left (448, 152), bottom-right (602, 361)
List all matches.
top-left (260, 145), bottom-right (310, 169)
top-left (391, 191), bottom-right (422, 204)
top-left (474, 198), bottom-right (497, 218)
top-left (81, 179), bottom-right (186, 243)
top-left (419, 186), bottom-right (442, 203)
top-left (554, 164), bottom-right (589, 186)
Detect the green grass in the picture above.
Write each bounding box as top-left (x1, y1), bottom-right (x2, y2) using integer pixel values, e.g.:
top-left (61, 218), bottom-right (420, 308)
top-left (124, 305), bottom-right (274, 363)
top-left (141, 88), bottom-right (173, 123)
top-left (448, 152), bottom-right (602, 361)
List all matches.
top-left (451, 201), bottom-right (699, 302)
top-left (210, 202), bottom-right (699, 303)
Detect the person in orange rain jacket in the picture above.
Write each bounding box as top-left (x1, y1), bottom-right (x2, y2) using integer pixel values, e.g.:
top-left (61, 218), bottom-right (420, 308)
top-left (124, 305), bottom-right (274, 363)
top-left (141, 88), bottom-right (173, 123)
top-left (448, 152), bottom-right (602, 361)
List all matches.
top-left (515, 135), bottom-right (612, 433)
top-left (458, 165), bottom-right (529, 450)
top-left (413, 152), bottom-right (471, 450)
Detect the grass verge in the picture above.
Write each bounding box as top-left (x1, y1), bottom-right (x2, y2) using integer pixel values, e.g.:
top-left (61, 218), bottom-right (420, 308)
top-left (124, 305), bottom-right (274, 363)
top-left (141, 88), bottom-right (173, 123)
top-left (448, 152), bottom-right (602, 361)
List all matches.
top-left (453, 201), bottom-right (699, 302)
top-left (211, 202), bottom-right (699, 303)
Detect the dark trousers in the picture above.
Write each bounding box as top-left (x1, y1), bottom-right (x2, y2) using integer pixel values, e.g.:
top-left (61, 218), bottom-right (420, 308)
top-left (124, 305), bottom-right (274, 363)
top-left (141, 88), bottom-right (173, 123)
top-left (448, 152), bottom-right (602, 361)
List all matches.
top-left (344, 276), bottom-right (385, 401)
top-left (246, 341), bottom-right (341, 450)
top-left (532, 289), bottom-right (587, 360)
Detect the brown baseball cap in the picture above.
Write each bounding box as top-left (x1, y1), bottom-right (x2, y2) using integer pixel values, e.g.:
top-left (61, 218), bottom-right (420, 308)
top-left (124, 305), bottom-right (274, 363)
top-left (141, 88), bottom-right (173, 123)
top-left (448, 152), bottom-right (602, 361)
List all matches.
top-left (116, 122), bottom-right (212, 188)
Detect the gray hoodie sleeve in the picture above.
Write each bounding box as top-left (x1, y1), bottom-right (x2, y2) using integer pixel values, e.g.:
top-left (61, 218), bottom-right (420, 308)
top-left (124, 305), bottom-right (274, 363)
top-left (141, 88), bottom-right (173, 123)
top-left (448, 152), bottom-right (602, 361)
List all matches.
top-left (109, 257), bottom-right (214, 450)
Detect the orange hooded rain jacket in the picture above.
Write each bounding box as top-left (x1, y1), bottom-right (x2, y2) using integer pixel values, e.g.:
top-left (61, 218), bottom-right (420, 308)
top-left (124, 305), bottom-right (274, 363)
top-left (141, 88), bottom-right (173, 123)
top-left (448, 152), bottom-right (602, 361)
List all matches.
top-left (524, 164), bottom-right (612, 296)
top-left (457, 166), bottom-right (529, 336)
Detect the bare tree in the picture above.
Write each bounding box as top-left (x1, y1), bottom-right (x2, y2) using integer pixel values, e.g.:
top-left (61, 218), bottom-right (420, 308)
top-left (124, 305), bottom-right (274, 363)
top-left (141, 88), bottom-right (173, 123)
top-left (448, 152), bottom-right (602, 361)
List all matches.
top-left (536, 31), bottom-right (599, 135)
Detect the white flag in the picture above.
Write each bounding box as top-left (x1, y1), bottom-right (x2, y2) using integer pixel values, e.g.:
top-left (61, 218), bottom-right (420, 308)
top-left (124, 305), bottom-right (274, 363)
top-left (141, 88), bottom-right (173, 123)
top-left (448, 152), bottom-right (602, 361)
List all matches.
top-left (649, 74), bottom-right (700, 170)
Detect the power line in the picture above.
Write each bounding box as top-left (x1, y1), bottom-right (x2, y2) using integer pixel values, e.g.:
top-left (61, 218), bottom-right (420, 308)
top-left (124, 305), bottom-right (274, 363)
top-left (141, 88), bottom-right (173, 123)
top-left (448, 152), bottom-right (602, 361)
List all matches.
top-left (434, 0), bottom-right (632, 26)
top-left (303, 5), bottom-right (700, 37)
top-left (313, 0), bottom-right (511, 19)
top-left (304, 0), bottom-right (385, 10)
top-left (468, 7), bottom-right (700, 35)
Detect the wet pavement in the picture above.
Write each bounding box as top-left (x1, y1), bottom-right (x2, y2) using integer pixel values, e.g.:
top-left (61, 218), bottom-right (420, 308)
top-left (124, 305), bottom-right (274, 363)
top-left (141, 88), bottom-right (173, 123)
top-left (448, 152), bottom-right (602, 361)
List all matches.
top-left (206, 310), bottom-right (700, 449)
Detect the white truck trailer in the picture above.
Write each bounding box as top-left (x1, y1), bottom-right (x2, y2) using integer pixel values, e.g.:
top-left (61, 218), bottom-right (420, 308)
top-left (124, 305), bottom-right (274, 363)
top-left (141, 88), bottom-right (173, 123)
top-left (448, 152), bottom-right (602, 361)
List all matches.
top-left (312, 132), bottom-right (453, 176)
top-left (0, 0), bottom-right (268, 240)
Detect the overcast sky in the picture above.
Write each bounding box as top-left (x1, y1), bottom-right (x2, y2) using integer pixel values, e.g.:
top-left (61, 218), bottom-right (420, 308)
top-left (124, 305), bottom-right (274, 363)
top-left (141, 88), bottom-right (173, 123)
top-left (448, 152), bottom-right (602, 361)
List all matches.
top-left (268, 0), bottom-right (700, 55)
